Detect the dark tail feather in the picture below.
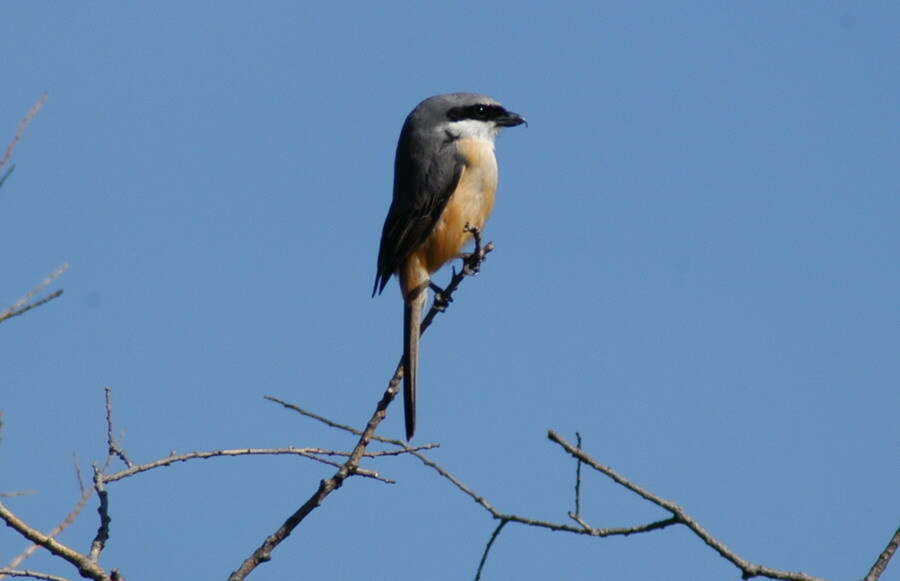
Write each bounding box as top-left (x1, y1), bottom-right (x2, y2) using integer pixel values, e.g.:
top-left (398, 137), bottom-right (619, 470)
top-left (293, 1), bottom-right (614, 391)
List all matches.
top-left (403, 289), bottom-right (425, 440)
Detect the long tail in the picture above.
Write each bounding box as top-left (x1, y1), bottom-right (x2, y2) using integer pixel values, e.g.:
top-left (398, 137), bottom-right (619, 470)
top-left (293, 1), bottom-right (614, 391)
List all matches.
top-left (403, 287), bottom-right (426, 440)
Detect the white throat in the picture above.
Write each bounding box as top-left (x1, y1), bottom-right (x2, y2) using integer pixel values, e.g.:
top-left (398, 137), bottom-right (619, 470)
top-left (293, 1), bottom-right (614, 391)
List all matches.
top-left (444, 119), bottom-right (501, 143)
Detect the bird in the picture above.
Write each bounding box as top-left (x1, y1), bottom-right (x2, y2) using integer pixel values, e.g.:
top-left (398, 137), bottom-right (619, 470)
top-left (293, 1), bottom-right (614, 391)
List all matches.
top-left (372, 93), bottom-right (525, 440)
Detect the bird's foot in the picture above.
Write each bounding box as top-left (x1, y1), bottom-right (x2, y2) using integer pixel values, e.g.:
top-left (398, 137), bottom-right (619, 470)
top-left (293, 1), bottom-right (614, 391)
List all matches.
top-left (461, 224), bottom-right (493, 276)
top-left (429, 282), bottom-right (452, 312)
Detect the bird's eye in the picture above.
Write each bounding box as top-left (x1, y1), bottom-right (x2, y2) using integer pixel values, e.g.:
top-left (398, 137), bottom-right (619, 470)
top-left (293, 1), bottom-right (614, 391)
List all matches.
top-left (475, 105), bottom-right (487, 115)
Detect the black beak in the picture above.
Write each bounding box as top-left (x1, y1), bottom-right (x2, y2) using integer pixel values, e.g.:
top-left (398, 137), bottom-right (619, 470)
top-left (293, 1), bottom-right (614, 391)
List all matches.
top-left (497, 110), bottom-right (527, 128)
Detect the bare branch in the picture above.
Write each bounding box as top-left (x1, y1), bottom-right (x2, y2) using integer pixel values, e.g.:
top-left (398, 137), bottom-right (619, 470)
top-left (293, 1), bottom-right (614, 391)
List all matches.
top-left (264, 395), bottom-right (362, 435)
top-left (103, 388), bottom-right (132, 468)
top-left (547, 430), bottom-right (825, 581)
top-left (3, 469), bottom-right (96, 577)
top-left (228, 366), bottom-right (403, 581)
top-left (227, 229), bottom-right (492, 580)
top-left (0, 165), bottom-right (14, 190)
top-left (865, 525), bottom-right (900, 581)
top-left (408, 445), bottom-right (675, 537)
top-left (0, 94), bottom-right (47, 174)
top-left (572, 432), bottom-right (583, 520)
top-left (0, 501), bottom-right (109, 581)
top-left (102, 447), bottom-right (393, 484)
top-left (0, 569), bottom-right (70, 581)
top-left (264, 396), bottom-right (439, 454)
top-left (1, 264), bottom-right (68, 324)
top-left (0, 491), bottom-right (37, 499)
top-left (0, 290), bottom-right (64, 324)
top-left (474, 520), bottom-right (507, 581)
top-left (87, 467), bottom-right (110, 563)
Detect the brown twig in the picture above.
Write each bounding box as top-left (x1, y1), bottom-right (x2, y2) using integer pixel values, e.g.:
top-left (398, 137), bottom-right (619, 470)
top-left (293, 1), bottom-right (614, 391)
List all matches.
top-left (0, 491), bottom-right (36, 499)
top-left (0, 569), bottom-right (70, 581)
top-left (408, 445), bottom-right (675, 536)
top-left (227, 228), bottom-right (492, 581)
top-left (101, 447), bottom-right (398, 484)
top-left (864, 525), bottom-right (900, 581)
top-left (0, 264), bottom-right (68, 324)
top-left (0, 94), bottom-right (47, 174)
top-left (227, 366), bottom-right (403, 581)
top-left (547, 430), bottom-right (825, 581)
top-left (103, 388), bottom-right (132, 468)
top-left (2, 462), bottom-right (101, 578)
top-left (263, 395), bottom-right (439, 454)
top-left (0, 290), bottom-right (64, 324)
top-left (0, 501), bottom-right (109, 581)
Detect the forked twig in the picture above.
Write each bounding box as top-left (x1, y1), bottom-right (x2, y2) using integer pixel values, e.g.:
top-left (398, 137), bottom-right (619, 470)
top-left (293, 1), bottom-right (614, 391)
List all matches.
top-left (547, 431), bottom-right (826, 581)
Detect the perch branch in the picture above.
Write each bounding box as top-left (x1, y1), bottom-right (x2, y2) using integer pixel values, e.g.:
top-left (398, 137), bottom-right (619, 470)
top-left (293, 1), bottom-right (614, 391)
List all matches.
top-left (227, 228), bottom-right (492, 580)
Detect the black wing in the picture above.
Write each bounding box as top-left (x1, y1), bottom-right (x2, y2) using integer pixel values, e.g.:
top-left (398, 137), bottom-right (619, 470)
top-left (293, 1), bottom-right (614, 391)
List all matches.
top-left (373, 126), bottom-right (463, 296)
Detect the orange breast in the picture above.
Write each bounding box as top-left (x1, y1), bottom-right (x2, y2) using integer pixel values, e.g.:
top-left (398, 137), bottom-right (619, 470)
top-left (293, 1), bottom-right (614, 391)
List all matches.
top-left (420, 137), bottom-right (498, 273)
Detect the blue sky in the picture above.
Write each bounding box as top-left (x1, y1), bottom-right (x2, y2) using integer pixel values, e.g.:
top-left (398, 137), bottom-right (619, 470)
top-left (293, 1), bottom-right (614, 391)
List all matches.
top-left (2, 2), bottom-right (898, 580)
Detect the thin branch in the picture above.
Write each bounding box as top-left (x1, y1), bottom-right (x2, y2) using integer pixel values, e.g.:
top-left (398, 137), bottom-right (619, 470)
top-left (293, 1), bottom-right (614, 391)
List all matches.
top-left (102, 447), bottom-right (396, 484)
top-left (0, 491), bottom-right (37, 499)
top-left (407, 446), bottom-right (675, 537)
top-left (3, 465), bottom-right (98, 577)
top-left (103, 388), bottom-right (132, 468)
top-left (0, 290), bottom-right (64, 323)
top-left (0, 501), bottom-right (109, 581)
top-left (0, 94), bottom-right (47, 174)
top-left (87, 467), bottom-right (110, 563)
top-left (474, 520), bottom-right (507, 581)
top-left (0, 164), bottom-right (14, 190)
top-left (865, 525), bottom-right (900, 581)
top-left (264, 396), bottom-right (376, 437)
top-left (1, 263), bottom-right (68, 324)
top-left (572, 432), bottom-right (582, 519)
top-left (227, 365), bottom-right (403, 581)
top-left (73, 456), bottom-right (85, 496)
top-left (0, 569), bottom-right (70, 581)
top-left (264, 396), bottom-right (439, 454)
top-left (228, 228), bottom-right (492, 581)
top-left (547, 430), bottom-right (825, 581)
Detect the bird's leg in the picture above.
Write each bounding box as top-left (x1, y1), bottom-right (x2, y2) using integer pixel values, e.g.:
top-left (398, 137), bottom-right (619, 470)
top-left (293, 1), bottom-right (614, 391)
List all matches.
top-left (429, 281), bottom-right (453, 312)
top-left (460, 224), bottom-right (491, 276)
